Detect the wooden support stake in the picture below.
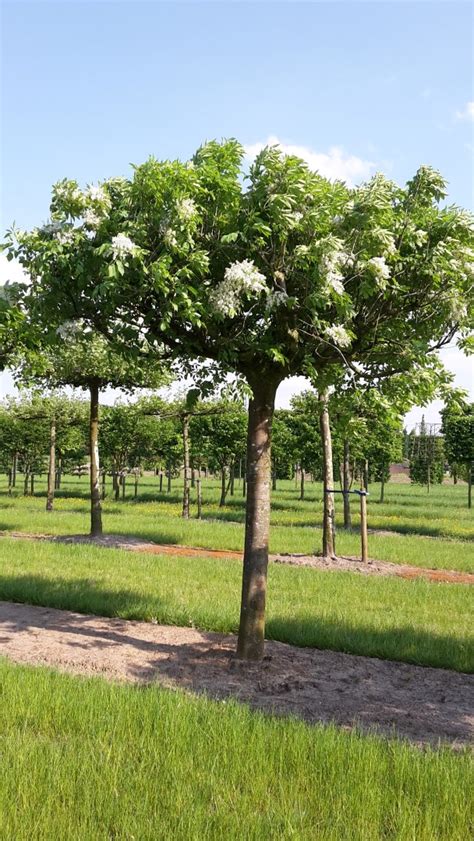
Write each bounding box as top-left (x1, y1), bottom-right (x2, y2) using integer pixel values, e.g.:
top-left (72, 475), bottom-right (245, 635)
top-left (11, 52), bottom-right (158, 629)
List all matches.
top-left (360, 491), bottom-right (368, 563)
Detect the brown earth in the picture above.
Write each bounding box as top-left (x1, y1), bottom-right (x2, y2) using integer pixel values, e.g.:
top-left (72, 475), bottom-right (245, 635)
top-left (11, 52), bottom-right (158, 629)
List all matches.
top-left (2, 530), bottom-right (473, 585)
top-left (0, 601), bottom-right (472, 749)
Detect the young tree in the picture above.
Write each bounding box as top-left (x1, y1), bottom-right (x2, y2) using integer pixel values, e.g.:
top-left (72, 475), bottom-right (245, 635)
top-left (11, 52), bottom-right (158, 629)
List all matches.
top-left (409, 416), bottom-right (445, 489)
top-left (441, 401), bottom-right (474, 508)
top-left (7, 143), bottom-right (473, 660)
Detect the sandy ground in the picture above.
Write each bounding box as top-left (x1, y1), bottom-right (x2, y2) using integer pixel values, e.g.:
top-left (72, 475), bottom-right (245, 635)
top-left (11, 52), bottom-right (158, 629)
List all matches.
top-left (0, 600), bottom-right (472, 749)
top-left (2, 530), bottom-right (473, 584)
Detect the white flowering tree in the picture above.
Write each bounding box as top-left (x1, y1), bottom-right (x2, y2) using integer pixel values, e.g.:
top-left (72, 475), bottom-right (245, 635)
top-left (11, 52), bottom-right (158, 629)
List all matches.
top-left (6, 142), bottom-right (473, 660)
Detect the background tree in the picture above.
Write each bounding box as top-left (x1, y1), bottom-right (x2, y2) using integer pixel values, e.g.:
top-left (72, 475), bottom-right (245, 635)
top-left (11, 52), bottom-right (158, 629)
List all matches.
top-left (441, 401), bottom-right (474, 508)
top-left (408, 417), bottom-right (445, 489)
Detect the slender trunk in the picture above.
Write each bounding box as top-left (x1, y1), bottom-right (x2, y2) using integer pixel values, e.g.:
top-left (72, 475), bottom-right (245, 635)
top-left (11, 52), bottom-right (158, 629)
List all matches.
top-left (101, 469), bottom-right (106, 500)
top-left (236, 376), bottom-right (278, 662)
top-left (121, 474), bottom-right (126, 500)
top-left (167, 465), bottom-right (171, 493)
top-left (343, 438), bottom-right (351, 529)
top-left (363, 459), bottom-right (369, 492)
top-left (23, 469), bottom-right (29, 496)
top-left (114, 469), bottom-right (120, 501)
top-left (191, 460), bottom-right (196, 489)
top-left (134, 472), bottom-right (139, 499)
top-left (468, 463), bottom-right (472, 510)
top-left (219, 467), bottom-right (227, 507)
top-left (159, 472), bottom-right (163, 493)
top-left (7, 468), bottom-right (12, 495)
top-left (453, 467), bottom-right (458, 485)
top-left (319, 390), bottom-right (336, 558)
top-left (300, 466), bottom-right (305, 501)
top-left (30, 473), bottom-right (34, 495)
top-left (380, 462), bottom-right (385, 503)
top-left (242, 469), bottom-right (246, 497)
top-left (230, 462), bottom-right (235, 496)
top-left (46, 416), bottom-right (56, 512)
top-left (182, 413), bottom-right (191, 519)
top-left (89, 382), bottom-right (102, 537)
top-left (360, 488), bottom-right (368, 563)
top-left (12, 453), bottom-right (17, 487)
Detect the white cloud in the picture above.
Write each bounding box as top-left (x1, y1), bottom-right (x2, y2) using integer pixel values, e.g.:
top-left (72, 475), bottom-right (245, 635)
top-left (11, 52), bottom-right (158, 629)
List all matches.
top-left (455, 101), bottom-right (474, 121)
top-left (244, 135), bottom-right (376, 186)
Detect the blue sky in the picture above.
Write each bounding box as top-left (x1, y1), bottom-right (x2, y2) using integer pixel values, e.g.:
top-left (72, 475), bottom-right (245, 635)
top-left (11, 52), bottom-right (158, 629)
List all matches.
top-left (1, 1), bottom-right (473, 419)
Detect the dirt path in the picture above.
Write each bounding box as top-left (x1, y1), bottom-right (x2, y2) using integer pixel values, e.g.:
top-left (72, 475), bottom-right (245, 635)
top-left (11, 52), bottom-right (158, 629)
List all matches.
top-left (2, 530), bottom-right (473, 584)
top-left (0, 601), bottom-right (472, 748)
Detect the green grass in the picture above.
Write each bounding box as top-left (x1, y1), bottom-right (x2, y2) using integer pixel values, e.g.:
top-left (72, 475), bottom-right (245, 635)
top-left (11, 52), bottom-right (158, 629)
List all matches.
top-left (0, 660), bottom-right (471, 841)
top-left (1, 537), bottom-right (472, 672)
top-left (0, 473), bottom-right (473, 571)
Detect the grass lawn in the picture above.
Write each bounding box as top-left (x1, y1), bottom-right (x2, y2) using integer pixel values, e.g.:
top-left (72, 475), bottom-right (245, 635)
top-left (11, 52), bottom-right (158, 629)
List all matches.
top-left (0, 474), bottom-right (473, 571)
top-left (0, 659), bottom-right (471, 841)
top-left (0, 537), bottom-right (472, 672)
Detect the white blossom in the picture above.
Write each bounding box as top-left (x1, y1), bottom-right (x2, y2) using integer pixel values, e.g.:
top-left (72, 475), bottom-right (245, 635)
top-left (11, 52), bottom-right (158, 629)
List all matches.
top-left (83, 209), bottom-right (101, 228)
top-left (56, 230), bottom-right (75, 246)
top-left (111, 233), bottom-right (137, 259)
top-left (86, 185), bottom-right (108, 204)
top-left (210, 259), bottom-right (267, 318)
top-left (414, 229), bottom-right (428, 247)
top-left (163, 228), bottom-right (178, 248)
top-left (324, 324), bottom-right (352, 348)
top-left (176, 198), bottom-right (197, 221)
top-left (56, 320), bottom-right (83, 340)
top-left (320, 249), bottom-right (352, 296)
top-left (265, 290), bottom-right (289, 312)
top-left (367, 256), bottom-right (391, 287)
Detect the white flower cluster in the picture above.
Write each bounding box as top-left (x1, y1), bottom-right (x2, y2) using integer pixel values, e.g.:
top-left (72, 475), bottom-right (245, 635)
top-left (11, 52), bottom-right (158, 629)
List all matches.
top-left (266, 290), bottom-right (289, 312)
top-left (56, 320), bottom-right (83, 340)
top-left (56, 230), bottom-right (75, 246)
top-left (83, 209), bottom-right (102, 229)
top-left (86, 185), bottom-right (108, 203)
top-left (210, 259), bottom-right (267, 318)
top-left (163, 228), bottom-right (178, 248)
top-left (320, 250), bottom-right (353, 296)
top-left (367, 256), bottom-right (391, 287)
top-left (414, 229), bottom-right (428, 247)
top-left (176, 198), bottom-right (197, 221)
top-left (111, 233), bottom-right (137, 260)
top-left (324, 324), bottom-right (352, 349)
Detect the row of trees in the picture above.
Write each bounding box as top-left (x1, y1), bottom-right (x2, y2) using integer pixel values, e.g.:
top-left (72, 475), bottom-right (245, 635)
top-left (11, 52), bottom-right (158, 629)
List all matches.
top-left (1, 140), bottom-right (472, 659)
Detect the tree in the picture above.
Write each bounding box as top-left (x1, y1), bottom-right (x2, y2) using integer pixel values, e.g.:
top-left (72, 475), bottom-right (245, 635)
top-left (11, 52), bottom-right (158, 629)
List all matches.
top-left (441, 401), bottom-right (474, 508)
top-left (7, 143), bottom-right (473, 660)
top-left (408, 417), bottom-right (445, 488)
top-left (11, 330), bottom-right (167, 535)
top-left (191, 401), bottom-right (247, 506)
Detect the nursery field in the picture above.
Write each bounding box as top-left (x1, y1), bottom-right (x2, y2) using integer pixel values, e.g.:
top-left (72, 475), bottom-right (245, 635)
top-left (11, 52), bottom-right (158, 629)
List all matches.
top-left (0, 473), bottom-right (472, 839)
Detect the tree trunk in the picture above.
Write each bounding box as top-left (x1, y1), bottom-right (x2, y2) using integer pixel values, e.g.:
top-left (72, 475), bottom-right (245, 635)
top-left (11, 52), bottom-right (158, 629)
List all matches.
top-left (121, 474), bottom-right (126, 500)
top-left (30, 473), bottom-right (34, 495)
top-left (7, 468), bottom-right (12, 495)
top-left (46, 416), bottom-right (56, 512)
top-left (219, 467), bottom-right (227, 507)
top-left (114, 469), bottom-right (120, 501)
top-left (343, 438), bottom-right (351, 529)
top-left (167, 466), bottom-right (172, 493)
top-left (159, 472), bottom-right (163, 492)
top-left (12, 453), bottom-right (17, 487)
top-left (101, 470), bottom-right (106, 500)
top-left (363, 459), bottom-right (369, 492)
top-left (89, 382), bottom-right (103, 537)
top-left (380, 461), bottom-right (385, 503)
top-left (196, 478), bottom-right (202, 519)
top-left (230, 462), bottom-right (235, 496)
top-left (319, 390), bottom-right (336, 558)
top-left (300, 466), bottom-right (305, 500)
top-left (23, 469), bottom-right (29, 496)
top-left (236, 376), bottom-right (278, 662)
top-left (191, 460), bottom-right (196, 489)
top-left (182, 413), bottom-right (191, 518)
top-left (134, 472), bottom-right (139, 498)
top-left (242, 469), bottom-right (246, 497)
top-left (468, 463), bottom-right (472, 510)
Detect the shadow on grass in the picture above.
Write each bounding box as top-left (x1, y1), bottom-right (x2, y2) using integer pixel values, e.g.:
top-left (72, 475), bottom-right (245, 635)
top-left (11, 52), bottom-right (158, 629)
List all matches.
top-left (0, 573), bottom-right (472, 673)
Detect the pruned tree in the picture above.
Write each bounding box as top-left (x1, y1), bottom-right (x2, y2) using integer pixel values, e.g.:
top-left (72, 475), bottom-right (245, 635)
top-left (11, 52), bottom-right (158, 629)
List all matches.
top-left (6, 142), bottom-right (473, 660)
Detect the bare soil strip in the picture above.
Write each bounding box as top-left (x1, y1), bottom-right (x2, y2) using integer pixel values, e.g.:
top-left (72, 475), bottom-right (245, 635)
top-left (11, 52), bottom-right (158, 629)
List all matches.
top-left (0, 601), bottom-right (472, 748)
top-left (2, 530), bottom-right (473, 584)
